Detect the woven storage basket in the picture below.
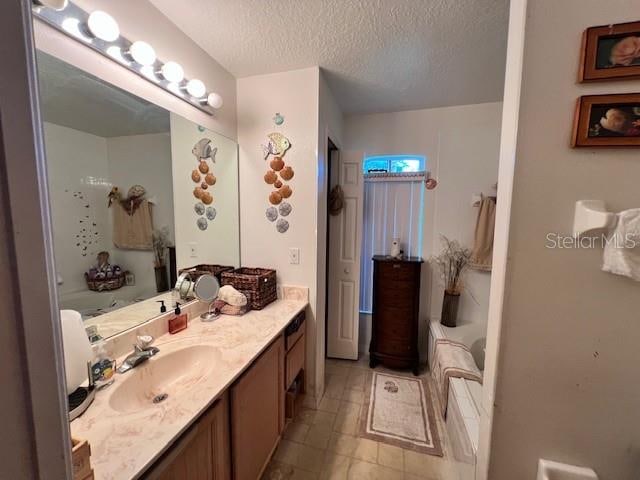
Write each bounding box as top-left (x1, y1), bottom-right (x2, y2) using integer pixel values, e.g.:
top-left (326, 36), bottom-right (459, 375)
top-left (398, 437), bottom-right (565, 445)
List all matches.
top-left (220, 267), bottom-right (277, 310)
top-left (179, 264), bottom-right (235, 283)
top-left (85, 273), bottom-right (125, 292)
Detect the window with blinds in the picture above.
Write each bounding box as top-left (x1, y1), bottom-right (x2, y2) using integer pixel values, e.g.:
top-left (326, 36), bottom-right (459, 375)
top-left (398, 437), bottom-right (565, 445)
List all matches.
top-left (359, 155), bottom-right (426, 313)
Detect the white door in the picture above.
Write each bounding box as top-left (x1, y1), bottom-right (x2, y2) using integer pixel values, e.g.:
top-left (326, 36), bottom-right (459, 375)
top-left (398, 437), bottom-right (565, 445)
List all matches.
top-left (327, 150), bottom-right (364, 360)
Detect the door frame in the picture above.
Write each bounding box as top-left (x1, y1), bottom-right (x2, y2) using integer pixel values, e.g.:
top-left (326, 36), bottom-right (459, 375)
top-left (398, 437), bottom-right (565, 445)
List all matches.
top-left (475, 0), bottom-right (528, 478)
top-left (0, 1), bottom-right (71, 478)
top-left (325, 148), bottom-right (364, 360)
top-left (324, 139), bottom-right (339, 357)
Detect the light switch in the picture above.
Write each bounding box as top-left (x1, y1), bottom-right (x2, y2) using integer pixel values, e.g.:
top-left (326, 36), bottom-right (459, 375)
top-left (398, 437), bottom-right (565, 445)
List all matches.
top-left (188, 242), bottom-right (198, 258)
top-left (289, 247), bottom-right (300, 264)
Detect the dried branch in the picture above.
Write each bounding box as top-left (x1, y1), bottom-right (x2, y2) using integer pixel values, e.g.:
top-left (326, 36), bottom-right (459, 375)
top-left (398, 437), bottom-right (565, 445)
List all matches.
top-left (152, 227), bottom-right (173, 268)
top-left (430, 235), bottom-right (472, 294)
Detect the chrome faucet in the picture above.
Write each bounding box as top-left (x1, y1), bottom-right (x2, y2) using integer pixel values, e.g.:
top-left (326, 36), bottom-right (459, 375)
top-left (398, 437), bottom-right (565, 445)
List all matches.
top-left (117, 336), bottom-right (159, 373)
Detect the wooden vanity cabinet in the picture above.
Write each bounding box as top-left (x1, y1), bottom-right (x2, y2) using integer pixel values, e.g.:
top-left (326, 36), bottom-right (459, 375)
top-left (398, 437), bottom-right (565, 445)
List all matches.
top-left (144, 392), bottom-right (230, 480)
top-left (230, 335), bottom-right (285, 480)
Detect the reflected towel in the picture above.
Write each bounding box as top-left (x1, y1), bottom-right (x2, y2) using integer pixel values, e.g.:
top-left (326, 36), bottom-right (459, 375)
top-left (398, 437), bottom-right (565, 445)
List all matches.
top-left (470, 196), bottom-right (496, 271)
top-left (432, 339), bottom-right (483, 417)
top-left (112, 199), bottom-right (153, 250)
top-left (602, 208), bottom-right (640, 281)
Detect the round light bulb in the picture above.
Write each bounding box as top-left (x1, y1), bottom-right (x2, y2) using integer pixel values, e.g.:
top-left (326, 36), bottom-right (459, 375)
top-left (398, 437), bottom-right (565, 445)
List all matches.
top-left (62, 18), bottom-right (91, 41)
top-left (186, 79), bottom-right (206, 98)
top-left (129, 41), bottom-right (156, 66)
top-left (87, 11), bottom-right (119, 42)
top-left (207, 92), bottom-right (223, 109)
top-left (161, 61), bottom-right (184, 83)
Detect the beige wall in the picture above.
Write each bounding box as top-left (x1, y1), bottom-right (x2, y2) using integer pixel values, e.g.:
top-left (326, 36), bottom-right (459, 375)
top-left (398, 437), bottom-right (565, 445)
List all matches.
top-left (489, 1), bottom-right (640, 479)
top-left (237, 67), bottom-right (322, 396)
top-left (34, 0), bottom-right (237, 140)
top-left (344, 103), bottom-right (502, 361)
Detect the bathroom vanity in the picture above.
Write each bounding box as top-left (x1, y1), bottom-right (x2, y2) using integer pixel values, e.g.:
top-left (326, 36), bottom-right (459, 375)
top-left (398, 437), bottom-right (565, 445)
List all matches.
top-left (70, 297), bottom-right (307, 480)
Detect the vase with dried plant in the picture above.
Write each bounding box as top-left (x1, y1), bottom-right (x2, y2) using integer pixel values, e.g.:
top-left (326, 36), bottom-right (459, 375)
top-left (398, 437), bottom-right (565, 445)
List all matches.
top-left (152, 227), bottom-right (173, 293)
top-left (431, 235), bottom-right (471, 327)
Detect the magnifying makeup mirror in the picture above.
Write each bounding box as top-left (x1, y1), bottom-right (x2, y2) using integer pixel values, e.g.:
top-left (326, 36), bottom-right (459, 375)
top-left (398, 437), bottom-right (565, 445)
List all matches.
top-left (193, 274), bottom-right (220, 321)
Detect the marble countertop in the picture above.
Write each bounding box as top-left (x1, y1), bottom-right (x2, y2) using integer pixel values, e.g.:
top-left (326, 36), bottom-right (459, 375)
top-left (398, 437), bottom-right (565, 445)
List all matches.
top-left (71, 297), bottom-right (307, 479)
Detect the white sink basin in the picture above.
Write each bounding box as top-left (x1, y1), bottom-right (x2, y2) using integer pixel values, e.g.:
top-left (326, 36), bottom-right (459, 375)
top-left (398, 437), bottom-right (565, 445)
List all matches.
top-left (109, 345), bottom-right (217, 414)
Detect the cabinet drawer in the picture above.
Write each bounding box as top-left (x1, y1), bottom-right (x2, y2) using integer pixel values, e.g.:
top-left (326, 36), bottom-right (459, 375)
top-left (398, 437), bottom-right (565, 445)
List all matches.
top-left (375, 335), bottom-right (416, 357)
top-left (285, 318), bottom-right (305, 351)
top-left (376, 261), bottom-right (420, 282)
top-left (374, 284), bottom-right (415, 307)
top-left (286, 334), bottom-right (305, 389)
top-left (374, 311), bottom-right (414, 340)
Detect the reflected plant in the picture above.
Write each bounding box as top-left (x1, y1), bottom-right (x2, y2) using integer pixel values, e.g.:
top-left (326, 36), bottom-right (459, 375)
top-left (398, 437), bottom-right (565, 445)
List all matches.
top-left (152, 227), bottom-right (173, 267)
top-left (430, 235), bottom-right (471, 294)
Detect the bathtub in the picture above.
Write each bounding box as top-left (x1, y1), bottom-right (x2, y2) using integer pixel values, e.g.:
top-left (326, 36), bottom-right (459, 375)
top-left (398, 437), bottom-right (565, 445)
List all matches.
top-left (59, 285), bottom-right (156, 318)
top-left (428, 320), bottom-right (485, 480)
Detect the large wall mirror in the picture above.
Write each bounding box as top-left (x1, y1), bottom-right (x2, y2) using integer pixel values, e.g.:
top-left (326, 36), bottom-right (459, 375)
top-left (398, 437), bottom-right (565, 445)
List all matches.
top-left (38, 52), bottom-right (240, 341)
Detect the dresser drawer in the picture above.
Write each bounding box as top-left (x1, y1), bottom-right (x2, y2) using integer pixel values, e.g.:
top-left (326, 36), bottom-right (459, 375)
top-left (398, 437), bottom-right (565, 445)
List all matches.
top-left (285, 334), bottom-right (305, 389)
top-left (375, 335), bottom-right (416, 357)
top-left (374, 309), bottom-right (415, 340)
top-left (376, 261), bottom-right (420, 282)
top-left (374, 283), bottom-right (415, 307)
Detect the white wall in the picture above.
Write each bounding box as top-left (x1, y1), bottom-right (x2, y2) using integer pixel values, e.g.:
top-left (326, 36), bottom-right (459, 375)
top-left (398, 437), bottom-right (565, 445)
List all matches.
top-left (44, 122), bottom-right (111, 295)
top-left (488, 1), bottom-right (640, 479)
top-left (238, 67), bottom-right (322, 396)
top-left (45, 123), bottom-right (176, 298)
top-left (170, 113), bottom-right (240, 270)
top-left (107, 132), bottom-right (173, 296)
top-left (344, 103), bottom-right (502, 361)
top-left (34, 0), bottom-right (237, 140)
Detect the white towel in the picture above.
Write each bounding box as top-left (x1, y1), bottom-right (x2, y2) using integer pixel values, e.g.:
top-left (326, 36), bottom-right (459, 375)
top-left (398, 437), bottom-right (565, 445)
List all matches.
top-left (602, 209), bottom-right (640, 281)
top-left (432, 339), bottom-right (483, 417)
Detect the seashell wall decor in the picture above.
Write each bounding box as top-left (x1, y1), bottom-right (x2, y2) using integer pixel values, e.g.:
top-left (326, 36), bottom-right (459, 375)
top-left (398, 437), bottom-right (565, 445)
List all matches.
top-left (262, 129), bottom-right (295, 233)
top-left (190, 138), bottom-right (219, 231)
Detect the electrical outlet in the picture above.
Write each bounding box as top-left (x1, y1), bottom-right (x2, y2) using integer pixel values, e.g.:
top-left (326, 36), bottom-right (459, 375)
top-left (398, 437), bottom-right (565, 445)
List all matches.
top-left (188, 242), bottom-right (198, 258)
top-left (289, 247), bottom-right (300, 264)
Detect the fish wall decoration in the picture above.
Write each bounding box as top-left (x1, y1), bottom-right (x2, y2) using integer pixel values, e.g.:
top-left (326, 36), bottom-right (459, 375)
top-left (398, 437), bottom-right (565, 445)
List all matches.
top-left (262, 131), bottom-right (295, 233)
top-left (191, 138), bottom-right (218, 230)
top-left (262, 132), bottom-right (291, 160)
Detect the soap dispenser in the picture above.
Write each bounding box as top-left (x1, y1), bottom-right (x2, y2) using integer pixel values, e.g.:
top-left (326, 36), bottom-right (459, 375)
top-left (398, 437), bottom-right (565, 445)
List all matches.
top-left (157, 300), bottom-right (167, 313)
top-left (168, 302), bottom-right (188, 334)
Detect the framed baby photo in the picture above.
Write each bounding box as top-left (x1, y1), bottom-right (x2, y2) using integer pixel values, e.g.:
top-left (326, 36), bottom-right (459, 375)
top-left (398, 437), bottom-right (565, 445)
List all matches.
top-left (572, 94), bottom-right (640, 147)
top-left (579, 21), bottom-right (640, 82)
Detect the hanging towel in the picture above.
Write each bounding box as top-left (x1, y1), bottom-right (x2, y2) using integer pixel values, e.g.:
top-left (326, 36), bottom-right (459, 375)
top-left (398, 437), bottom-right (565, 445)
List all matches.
top-left (469, 196), bottom-right (496, 271)
top-left (432, 339), bottom-right (483, 417)
top-left (112, 199), bottom-right (153, 250)
top-left (602, 208), bottom-right (640, 281)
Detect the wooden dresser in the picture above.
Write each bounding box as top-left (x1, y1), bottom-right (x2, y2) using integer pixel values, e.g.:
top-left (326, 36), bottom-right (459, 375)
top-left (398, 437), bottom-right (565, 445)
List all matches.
top-left (369, 256), bottom-right (423, 375)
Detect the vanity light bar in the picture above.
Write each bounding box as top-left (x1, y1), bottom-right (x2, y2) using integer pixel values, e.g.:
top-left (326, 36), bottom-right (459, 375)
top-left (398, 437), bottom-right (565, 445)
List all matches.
top-left (32, 1), bottom-right (222, 116)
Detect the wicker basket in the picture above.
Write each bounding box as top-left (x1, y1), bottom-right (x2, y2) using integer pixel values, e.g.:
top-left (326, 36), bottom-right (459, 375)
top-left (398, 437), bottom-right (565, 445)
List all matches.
top-left (85, 273), bottom-right (125, 292)
top-left (179, 264), bottom-right (235, 283)
top-left (221, 267), bottom-right (277, 310)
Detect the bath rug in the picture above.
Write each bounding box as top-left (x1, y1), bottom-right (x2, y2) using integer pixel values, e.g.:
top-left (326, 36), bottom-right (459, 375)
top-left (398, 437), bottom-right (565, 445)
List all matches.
top-left (360, 371), bottom-right (442, 456)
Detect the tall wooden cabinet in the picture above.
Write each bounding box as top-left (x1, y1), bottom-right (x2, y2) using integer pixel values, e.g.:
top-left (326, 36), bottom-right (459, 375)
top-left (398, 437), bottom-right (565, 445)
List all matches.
top-left (369, 256), bottom-right (423, 375)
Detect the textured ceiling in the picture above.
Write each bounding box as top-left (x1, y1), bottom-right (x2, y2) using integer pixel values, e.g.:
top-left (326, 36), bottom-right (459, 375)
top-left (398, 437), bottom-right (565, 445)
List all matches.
top-left (150, 0), bottom-right (509, 114)
top-left (37, 52), bottom-right (169, 137)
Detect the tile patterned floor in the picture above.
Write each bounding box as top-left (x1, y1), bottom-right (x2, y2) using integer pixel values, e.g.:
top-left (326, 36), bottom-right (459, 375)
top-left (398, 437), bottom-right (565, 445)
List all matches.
top-left (262, 355), bottom-right (459, 480)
